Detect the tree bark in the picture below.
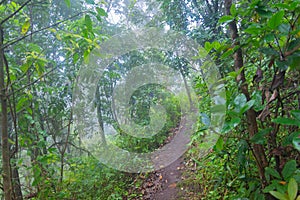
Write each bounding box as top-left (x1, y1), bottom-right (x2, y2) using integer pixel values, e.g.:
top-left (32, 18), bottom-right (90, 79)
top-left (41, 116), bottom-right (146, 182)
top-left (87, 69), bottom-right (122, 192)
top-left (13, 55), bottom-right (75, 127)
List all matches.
top-left (0, 25), bottom-right (12, 200)
top-left (224, 0), bottom-right (268, 187)
top-left (12, 161), bottom-right (23, 200)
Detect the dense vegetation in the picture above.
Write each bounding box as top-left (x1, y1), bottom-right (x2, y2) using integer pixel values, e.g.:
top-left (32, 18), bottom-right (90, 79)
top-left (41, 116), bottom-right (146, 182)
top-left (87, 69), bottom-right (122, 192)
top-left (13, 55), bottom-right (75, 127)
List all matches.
top-left (0, 0), bottom-right (299, 199)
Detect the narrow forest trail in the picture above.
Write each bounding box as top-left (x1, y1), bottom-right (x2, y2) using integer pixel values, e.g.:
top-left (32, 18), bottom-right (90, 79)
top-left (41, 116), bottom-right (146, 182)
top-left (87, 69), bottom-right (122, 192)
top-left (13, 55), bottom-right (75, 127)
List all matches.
top-left (150, 156), bottom-right (185, 200)
top-left (128, 118), bottom-right (197, 199)
top-left (129, 155), bottom-right (187, 200)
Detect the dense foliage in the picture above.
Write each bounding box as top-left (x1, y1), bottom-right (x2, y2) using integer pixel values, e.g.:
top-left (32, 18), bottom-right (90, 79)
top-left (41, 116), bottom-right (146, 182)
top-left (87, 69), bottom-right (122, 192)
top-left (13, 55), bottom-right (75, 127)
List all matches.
top-left (0, 0), bottom-right (299, 199)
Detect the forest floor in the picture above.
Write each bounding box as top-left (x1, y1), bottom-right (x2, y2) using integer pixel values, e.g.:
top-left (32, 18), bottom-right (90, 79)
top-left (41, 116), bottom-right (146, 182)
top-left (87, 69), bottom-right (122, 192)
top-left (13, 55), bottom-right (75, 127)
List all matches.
top-left (128, 153), bottom-right (202, 200)
top-left (128, 127), bottom-right (202, 199)
top-left (147, 156), bottom-right (185, 200)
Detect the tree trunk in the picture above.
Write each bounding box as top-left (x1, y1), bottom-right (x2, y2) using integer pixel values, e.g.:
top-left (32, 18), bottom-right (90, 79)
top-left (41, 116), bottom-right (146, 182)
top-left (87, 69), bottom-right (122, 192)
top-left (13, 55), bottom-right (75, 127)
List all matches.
top-left (180, 68), bottom-right (194, 111)
top-left (11, 161), bottom-right (23, 200)
top-left (0, 25), bottom-right (12, 200)
top-left (224, 0), bottom-right (268, 187)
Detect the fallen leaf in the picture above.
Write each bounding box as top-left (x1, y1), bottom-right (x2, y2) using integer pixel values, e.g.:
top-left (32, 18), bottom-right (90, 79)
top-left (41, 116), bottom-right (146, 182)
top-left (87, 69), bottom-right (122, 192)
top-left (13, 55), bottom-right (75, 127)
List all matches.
top-left (279, 181), bottom-right (286, 185)
top-left (168, 183), bottom-right (177, 188)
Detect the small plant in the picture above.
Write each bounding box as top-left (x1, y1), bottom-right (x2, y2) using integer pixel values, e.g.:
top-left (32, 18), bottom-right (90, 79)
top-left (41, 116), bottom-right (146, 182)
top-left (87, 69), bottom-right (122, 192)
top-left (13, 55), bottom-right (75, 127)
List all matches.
top-left (269, 178), bottom-right (300, 200)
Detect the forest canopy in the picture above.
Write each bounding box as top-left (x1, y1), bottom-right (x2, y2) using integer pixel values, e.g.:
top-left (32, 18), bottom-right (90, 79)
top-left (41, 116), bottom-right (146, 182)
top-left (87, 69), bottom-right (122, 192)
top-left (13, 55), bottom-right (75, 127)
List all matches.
top-left (0, 0), bottom-right (299, 199)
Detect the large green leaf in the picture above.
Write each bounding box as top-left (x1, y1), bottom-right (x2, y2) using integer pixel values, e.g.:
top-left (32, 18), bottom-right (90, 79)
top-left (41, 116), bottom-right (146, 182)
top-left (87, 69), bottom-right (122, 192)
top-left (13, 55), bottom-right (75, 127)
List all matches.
top-left (272, 117), bottom-right (300, 126)
top-left (268, 10), bottom-right (285, 29)
top-left (230, 4), bottom-right (237, 16)
top-left (282, 131), bottom-right (300, 146)
top-left (96, 7), bottom-right (108, 17)
top-left (64, 0), bottom-right (71, 8)
top-left (219, 15), bottom-right (234, 24)
top-left (265, 167), bottom-right (281, 179)
top-left (222, 117), bottom-right (241, 133)
top-left (251, 128), bottom-right (272, 144)
top-left (84, 49), bottom-right (90, 64)
top-left (269, 191), bottom-right (289, 200)
top-left (234, 94), bottom-right (247, 107)
top-left (282, 160), bottom-right (297, 180)
top-left (214, 137), bottom-right (224, 152)
top-left (240, 100), bottom-right (255, 114)
top-left (85, 14), bottom-right (93, 32)
top-left (291, 110), bottom-right (300, 121)
top-left (288, 178), bottom-right (298, 200)
top-left (244, 24), bottom-right (263, 35)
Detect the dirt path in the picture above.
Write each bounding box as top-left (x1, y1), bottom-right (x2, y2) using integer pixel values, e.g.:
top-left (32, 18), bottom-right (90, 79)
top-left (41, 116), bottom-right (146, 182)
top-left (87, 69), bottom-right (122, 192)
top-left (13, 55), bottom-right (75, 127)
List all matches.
top-left (151, 156), bottom-right (185, 200)
top-left (128, 121), bottom-right (191, 199)
top-left (128, 155), bottom-right (186, 200)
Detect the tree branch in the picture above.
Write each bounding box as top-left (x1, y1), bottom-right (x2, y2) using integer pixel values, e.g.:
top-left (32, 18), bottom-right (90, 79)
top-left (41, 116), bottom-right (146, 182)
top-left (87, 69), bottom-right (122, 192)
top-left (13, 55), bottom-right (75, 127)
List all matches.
top-left (284, 42), bottom-right (300, 57)
top-left (2, 12), bottom-right (84, 50)
top-left (0, 0), bottom-right (32, 25)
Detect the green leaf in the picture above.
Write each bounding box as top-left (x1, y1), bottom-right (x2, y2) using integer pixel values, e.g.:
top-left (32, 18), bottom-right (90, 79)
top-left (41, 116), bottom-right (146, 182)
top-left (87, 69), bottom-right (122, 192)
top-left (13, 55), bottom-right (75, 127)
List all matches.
top-left (234, 93), bottom-right (247, 112)
top-left (230, 4), bottom-right (237, 16)
top-left (268, 10), bottom-right (285, 29)
top-left (282, 160), bottom-right (297, 180)
top-left (222, 117), bottom-right (241, 133)
top-left (283, 131), bottom-right (300, 146)
top-left (291, 110), bottom-right (300, 121)
top-left (86, 0), bottom-right (95, 4)
top-left (269, 191), bottom-right (289, 200)
top-left (289, 54), bottom-right (300, 70)
top-left (251, 128), bottom-right (272, 144)
top-left (288, 178), bottom-right (298, 200)
top-left (279, 23), bottom-right (290, 34)
top-left (215, 137), bottom-right (224, 152)
top-left (227, 67), bottom-right (244, 78)
top-left (273, 3), bottom-right (290, 10)
top-left (264, 33), bottom-right (275, 42)
top-left (293, 137), bottom-right (300, 151)
top-left (276, 60), bottom-right (289, 70)
top-left (11, 1), bottom-right (17, 8)
top-left (204, 42), bottom-right (213, 52)
top-left (21, 20), bottom-right (30, 35)
top-left (96, 7), bottom-right (108, 17)
top-left (219, 15), bottom-right (234, 24)
top-left (240, 100), bottom-right (255, 114)
top-left (260, 47), bottom-right (278, 56)
top-left (221, 48), bottom-right (234, 59)
top-left (84, 50), bottom-right (90, 64)
top-left (251, 91), bottom-right (264, 112)
top-left (272, 117), bottom-right (300, 126)
top-left (289, 2), bottom-right (299, 10)
top-left (244, 25), bottom-right (263, 35)
top-left (85, 15), bottom-right (93, 32)
top-left (265, 167), bottom-right (281, 179)
top-left (64, 0), bottom-right (71, 8)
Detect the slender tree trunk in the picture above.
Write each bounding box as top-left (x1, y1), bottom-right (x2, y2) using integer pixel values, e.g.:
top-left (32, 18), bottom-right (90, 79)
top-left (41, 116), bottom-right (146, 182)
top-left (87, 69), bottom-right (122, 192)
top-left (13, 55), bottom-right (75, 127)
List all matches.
top-left (11, 161), bottom-right (23, 200)
top-left (179, 68), bottom-right (194, 111)
top-left (96, 85), bottom-right (107, 145)
top-left (224, 0), bottom-right (268, 187)
top-left (0, 25), bottom-right (12, 200)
